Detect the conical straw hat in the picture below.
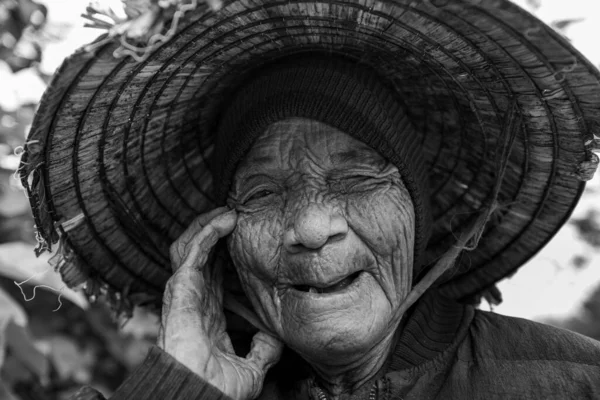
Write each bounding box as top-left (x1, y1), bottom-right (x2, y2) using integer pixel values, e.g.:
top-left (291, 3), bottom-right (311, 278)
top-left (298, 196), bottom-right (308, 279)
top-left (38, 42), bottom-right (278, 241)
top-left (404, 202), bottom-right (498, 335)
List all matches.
top-left (19, 0), bottom-right (600, 312)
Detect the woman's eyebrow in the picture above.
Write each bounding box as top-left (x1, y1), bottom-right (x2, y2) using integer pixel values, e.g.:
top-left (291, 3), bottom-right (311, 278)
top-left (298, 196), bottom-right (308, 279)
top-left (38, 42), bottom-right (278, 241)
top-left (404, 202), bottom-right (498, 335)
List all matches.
top-left (329, 149), bottom-right (380, 165)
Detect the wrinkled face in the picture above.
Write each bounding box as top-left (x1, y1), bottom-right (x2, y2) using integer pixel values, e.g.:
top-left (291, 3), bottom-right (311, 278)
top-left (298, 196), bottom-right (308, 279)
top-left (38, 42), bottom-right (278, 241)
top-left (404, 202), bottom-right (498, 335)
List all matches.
top-left (227, 118), bottom-right (415, 363)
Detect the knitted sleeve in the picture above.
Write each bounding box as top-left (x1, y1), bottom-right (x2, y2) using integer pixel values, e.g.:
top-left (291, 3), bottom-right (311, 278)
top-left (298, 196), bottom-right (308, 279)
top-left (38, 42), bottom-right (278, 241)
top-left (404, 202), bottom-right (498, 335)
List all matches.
top-left (71, 346), bottom-right (233, 400)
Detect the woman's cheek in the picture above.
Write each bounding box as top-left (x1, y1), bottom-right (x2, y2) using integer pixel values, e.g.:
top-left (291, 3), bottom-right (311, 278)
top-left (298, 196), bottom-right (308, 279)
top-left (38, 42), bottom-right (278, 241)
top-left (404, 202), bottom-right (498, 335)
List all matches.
top-left (228, 210), bottom-right (283, 279)
top-left (345, 190), bottom-right (404, 252)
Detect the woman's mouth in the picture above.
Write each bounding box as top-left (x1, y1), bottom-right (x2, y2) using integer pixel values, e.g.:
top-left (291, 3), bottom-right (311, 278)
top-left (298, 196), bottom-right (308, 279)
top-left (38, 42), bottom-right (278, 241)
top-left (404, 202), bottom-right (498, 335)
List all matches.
top-left (293, 271), bottom-right (362, 294)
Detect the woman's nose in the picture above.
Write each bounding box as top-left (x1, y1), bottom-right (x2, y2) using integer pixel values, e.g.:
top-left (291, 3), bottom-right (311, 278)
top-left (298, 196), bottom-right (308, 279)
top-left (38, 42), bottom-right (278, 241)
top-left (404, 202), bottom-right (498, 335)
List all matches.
top-left (284, 204), bottom-right (349, 252)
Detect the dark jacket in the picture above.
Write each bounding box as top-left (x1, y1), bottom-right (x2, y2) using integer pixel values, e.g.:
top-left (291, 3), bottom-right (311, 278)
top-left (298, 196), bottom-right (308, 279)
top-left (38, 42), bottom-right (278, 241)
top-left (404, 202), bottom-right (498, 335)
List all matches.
top-left (73, 290), bottom-right (600, 400)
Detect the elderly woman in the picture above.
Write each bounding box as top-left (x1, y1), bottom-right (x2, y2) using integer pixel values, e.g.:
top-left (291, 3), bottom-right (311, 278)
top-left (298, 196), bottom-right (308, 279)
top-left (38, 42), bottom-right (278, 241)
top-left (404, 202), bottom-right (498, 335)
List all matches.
top-left (19, 0), bottom-right (600, 399)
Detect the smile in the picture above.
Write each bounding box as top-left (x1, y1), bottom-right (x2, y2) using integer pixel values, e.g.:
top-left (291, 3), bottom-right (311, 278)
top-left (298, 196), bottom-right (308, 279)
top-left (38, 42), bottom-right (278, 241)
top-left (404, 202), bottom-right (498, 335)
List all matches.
top-left (292, 271), bottom-right (363, 294)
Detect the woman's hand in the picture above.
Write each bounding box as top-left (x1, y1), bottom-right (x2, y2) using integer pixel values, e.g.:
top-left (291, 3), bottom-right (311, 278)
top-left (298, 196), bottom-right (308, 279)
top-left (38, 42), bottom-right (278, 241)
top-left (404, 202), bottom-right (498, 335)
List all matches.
top-left (158, 207), bottom-right (283, 400)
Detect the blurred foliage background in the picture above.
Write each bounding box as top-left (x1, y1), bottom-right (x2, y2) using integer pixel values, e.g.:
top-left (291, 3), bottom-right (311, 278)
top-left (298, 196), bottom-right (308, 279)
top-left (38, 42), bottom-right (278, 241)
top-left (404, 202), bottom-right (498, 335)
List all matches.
top-left (0, 0), bottom-right (599, 399)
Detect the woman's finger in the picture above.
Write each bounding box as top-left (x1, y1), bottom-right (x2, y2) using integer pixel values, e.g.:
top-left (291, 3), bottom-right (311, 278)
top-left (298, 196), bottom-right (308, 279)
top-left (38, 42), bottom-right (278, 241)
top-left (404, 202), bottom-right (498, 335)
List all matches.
top-left (246, 331), bottom-right (284, 374)
top-left (176, 210), bottom-right (238, 272)
top-left (186, 207), bottom-right (230, 237)
top-left (170, 207), bottom-right (230, 264)
top-left (160, 269), bottom-right (220, 370)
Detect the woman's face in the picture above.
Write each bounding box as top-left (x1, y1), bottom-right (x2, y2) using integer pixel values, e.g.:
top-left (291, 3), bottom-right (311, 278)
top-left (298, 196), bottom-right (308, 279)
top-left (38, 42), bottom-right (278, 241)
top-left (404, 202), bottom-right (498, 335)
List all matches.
top-left (227, 118), bottom-right (415, 364)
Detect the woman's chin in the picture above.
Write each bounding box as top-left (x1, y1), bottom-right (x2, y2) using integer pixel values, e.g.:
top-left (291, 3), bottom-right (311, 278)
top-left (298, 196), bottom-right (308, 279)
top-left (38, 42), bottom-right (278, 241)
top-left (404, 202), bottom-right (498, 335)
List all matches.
top-left (278, 273), bottom-right (393, 362)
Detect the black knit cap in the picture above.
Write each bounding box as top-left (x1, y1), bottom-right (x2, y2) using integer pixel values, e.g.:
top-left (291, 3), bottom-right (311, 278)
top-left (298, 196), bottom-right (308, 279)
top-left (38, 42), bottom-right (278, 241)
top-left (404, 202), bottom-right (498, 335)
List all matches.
top-left (213, 55), bottom-right (431, 268)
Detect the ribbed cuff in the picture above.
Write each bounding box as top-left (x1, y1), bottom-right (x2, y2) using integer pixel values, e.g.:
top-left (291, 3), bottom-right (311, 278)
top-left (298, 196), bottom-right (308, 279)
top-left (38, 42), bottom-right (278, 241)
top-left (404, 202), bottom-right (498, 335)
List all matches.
top-left (110, 346), bottom-right (232, 400)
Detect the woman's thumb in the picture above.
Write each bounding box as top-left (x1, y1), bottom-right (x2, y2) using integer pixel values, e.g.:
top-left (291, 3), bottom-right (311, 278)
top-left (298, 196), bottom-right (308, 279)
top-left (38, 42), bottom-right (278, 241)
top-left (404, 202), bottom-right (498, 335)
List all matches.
top-left (246, 331), bottom-right (284, 373)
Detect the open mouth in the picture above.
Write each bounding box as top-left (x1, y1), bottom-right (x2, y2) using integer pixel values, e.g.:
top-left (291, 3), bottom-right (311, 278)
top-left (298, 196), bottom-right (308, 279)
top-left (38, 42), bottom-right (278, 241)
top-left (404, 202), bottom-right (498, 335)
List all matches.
top-left (293, 271), bottom-right (362, 294)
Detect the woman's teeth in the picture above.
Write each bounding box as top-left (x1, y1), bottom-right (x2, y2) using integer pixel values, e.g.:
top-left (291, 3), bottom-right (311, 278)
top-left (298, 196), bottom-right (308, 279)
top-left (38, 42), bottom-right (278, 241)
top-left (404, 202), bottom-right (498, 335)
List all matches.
top-left (297, 272), bottom-right (360, 294)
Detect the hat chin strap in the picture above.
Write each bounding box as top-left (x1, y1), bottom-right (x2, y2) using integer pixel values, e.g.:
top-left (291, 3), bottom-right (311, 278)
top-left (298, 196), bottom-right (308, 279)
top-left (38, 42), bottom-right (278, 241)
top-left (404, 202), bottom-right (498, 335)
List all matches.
top-left (223, 293), bottom-right (274, 335)
top-left (396, 100), bottom-right (521, 317)
top-left (393, 201), bottom-right (498, 320)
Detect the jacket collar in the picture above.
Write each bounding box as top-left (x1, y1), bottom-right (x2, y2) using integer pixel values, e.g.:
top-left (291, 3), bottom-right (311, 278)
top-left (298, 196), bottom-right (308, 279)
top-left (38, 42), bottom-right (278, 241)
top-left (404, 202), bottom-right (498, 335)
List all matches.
top-left (388, 289), bottom-right (473, 371)
top-left (266, 289), bottom-right (475, 399)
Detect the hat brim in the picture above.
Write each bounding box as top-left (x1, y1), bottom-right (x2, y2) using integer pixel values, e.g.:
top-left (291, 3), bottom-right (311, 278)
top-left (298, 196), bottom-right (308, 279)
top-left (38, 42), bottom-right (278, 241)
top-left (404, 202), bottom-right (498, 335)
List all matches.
top-left (21, 0), bottom-right (600, 309)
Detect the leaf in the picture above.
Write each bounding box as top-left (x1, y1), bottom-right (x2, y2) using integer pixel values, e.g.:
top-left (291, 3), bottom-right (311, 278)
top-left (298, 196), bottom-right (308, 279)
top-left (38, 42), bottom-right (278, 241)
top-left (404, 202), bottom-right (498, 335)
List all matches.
top-left (0, 168), bottom-right (30, 218)
top-left (119, 306), bottom-right (160, 339)
top-left (48, 335), bottom-right (94, 383)
top-left (0, 286), bottom-right (27, 327)
top-left (0, 380), bottom-right (19, 400)
top-left (4, 320), bottom-right (50, 384)
top-left (0, 242), bottom-right (88, 309)
top-left (0, 286), bottom-right (27, 369)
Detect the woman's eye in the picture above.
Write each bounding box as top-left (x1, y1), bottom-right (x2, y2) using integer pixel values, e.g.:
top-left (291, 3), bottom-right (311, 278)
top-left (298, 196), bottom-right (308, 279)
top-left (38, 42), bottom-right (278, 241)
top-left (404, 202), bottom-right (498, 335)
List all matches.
top-left (246, 190), bottom-right (274, 202)
top-left (331, 176), bottom-right (362, 190)
top-left (330, 175), bottom-right (382, 193)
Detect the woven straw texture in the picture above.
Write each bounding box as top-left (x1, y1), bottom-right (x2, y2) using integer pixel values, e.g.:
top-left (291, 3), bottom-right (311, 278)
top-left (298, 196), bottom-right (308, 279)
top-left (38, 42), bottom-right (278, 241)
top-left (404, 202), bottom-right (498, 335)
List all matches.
top-left (20, 0), bottom-right (600, 311)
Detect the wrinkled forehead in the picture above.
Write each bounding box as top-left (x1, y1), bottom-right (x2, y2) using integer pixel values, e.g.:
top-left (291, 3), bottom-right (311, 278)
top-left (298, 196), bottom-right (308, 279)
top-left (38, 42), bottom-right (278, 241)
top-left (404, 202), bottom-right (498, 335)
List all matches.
top-left (237, 117), bottom-right (387, 172)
